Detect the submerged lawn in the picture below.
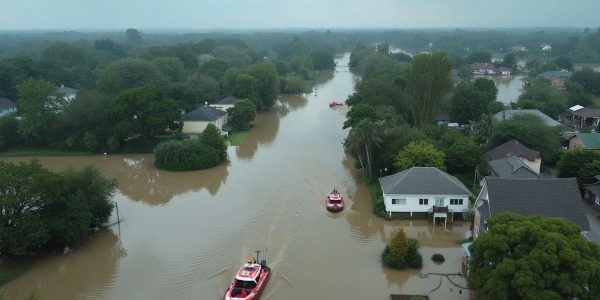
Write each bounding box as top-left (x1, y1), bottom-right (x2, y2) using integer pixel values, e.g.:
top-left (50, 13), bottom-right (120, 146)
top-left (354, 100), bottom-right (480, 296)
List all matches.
top-left (0, 261), bottom-right (30, 286)
top-left (227, 131), bottom-right (250, 146)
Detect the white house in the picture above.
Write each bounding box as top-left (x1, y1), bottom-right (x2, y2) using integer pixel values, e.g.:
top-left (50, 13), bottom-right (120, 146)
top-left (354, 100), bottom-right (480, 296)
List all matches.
top-left (57, 84), bottom-right (78, 102)
top-left (379, 167), bottom-right (471, 218)
top-left (0, 97), bottom-right (17, 117)
top-left (181, 104), bottom-right (228, 135)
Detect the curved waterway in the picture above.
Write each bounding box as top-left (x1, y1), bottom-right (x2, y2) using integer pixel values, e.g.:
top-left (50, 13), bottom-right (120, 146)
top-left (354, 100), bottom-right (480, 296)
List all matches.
top-left (2, 53), bottom-right (470, 300)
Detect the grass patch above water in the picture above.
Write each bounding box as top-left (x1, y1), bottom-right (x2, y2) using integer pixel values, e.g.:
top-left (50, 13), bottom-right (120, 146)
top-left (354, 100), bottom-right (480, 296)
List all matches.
top-left (0, 261), bottom-right (30, 286)
top-left (227, 131), bottom-right (250, 146)
top-left (0, 148), bottom-right (89, 157)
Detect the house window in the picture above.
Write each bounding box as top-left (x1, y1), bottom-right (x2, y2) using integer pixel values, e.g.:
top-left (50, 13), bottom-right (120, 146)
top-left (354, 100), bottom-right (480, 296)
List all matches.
top-left (450, 199), bottom-right (463, 205)
top-left (392, 198), bottom-right (406, 205)
top-left (419, 198), bottom-right (428, 205)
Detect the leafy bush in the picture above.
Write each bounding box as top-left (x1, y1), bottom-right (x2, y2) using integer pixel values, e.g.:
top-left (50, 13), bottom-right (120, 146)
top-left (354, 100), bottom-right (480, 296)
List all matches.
top-left (200, 123), bottom-right (227, 161)
top-left (431, 253), bottom-right (445, 263)
top-left (154, 139), bottom-right (223, 171)
top-left (390, 229), bottom-right (409, 258)
top-left (382, 238), bottom-right (422, 270)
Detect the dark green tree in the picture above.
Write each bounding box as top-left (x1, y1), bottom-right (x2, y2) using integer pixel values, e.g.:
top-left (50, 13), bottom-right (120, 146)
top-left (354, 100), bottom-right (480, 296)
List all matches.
top-left (469, 213), bottom-right (600, 300)
top-left (233, 74), bottom-right (259, 107)
top-left (467, 51), bottom-right (492, 63)
top-left (200, 123), bottom-right (227, 161)
top-left (554, 56), bottom-right (573, 70)
top-left (247, 62), bottom-right (280, 109)
top-left (343, 104), bottom-right (377, 129)
top-left (557, 149), bottom-right (600, 186)
top-left (517, 79), bottom-right (568, 118)
top-left (0, 113), bottom-right (20, 150)
top-left (109, 85), bottom-right (180, 143)
top-left (231, 99), bottom-right (257, 131)
top-left (501, 53), bottom-right (516, 67)
top-left (310, 50), bottom-right (335, 70)
top-left (450, 78), bottom-right (498, 125)
top-left (125, 28), bottom-right (143, 44)
top-left (16, 78), bottom-right (65, 146)
top-left (97, 59), bottom-right (164, 95)
top-left (404, 52), bottom-right (453, 127)
top-left (152, 57), bottom-right (185, 82)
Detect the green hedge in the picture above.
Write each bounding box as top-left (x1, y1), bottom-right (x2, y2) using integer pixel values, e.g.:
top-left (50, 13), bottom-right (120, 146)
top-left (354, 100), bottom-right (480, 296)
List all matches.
top-left (431, 253), bottom-right (445, 263)
top-left (382, 238), bottom-right (423, 270)
top-left (154, 140), bottom-right (223, 171)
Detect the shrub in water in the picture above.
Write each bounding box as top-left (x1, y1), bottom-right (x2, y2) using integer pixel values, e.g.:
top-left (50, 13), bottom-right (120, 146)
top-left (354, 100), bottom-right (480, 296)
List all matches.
top-left (154, 139), bottom-right (222, 171)
top-left (431, 253), bottom-right (445, 263)
top-left (382, 237), bottom-right (422, 270)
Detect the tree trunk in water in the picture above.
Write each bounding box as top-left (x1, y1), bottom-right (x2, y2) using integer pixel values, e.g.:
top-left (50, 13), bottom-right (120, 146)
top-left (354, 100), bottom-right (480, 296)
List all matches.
top-left (364, 142), bottom-right (372, 179)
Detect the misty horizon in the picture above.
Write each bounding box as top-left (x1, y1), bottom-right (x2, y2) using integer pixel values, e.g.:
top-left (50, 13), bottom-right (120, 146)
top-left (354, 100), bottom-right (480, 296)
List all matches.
top-left (1, 0), bottom-right (599, 30)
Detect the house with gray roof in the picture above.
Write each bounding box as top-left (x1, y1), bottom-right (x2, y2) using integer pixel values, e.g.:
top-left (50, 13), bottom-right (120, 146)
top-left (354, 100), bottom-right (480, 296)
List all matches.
top-left (487, 156), bottom-right (540, 179)
top-left (493, 109), bottom-right (562, 127)
top-left (379, 167), bottom-right (471, 218)
top-left (562, 105), bottom-right (600, 130)
top-left (474, 177), bottom-right (590, 238)
top-left (181, 104), bottom-right (228, 135)
top-left (213, 95), bottom-right (239, 111)
top-left (0, 97), bottom-right (17, 117)
top-left (484, 139), bottom-right (541, 174)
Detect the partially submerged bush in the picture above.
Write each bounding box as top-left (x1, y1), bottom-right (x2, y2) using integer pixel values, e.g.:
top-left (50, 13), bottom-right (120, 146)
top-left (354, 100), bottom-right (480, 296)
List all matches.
top-left (431, 253), bottom-right (445, 263)
top-left (154, 139), bottom-right (222, 171)
top-left (382, 230), bottom-right (422, 270)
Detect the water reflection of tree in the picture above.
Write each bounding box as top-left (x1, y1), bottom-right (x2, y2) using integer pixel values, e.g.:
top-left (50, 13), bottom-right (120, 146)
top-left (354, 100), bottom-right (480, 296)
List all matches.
top-left (0, 156), bottom-right (230, 205)
top-left (109, 156), bottom-right (230, 204)
top-left (4, 230), bottom-right (125, 300)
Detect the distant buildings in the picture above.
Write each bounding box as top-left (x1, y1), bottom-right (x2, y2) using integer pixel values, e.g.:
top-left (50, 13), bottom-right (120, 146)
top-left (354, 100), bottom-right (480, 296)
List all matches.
top-left (522, 70), bottom-right (573, 90)
top-left (0, 97), bottom-right (17, 117)
top-left (562, 105), bottom-right (600, 130)
top-left (493, 109), bottom-right (563, 127)
top-left (57, 84), bottom-right (78, 102)
top-left (484, 139), bottom-right (541, 174)
top-left (181, 103), bottom-right (228, 135)
top-left (470, 63), bottom-right (511, 75)
top-left (566, 132), bottom-right (600, 152)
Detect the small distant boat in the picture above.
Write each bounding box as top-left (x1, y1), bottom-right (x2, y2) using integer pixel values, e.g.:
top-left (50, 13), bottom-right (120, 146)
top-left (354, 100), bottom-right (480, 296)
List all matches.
top-left (329, 100), bottom-right (343, 107)
top-left (224, 250), bottom-right (271, 300)
top-left (326, 187), bottom-right (344, 212)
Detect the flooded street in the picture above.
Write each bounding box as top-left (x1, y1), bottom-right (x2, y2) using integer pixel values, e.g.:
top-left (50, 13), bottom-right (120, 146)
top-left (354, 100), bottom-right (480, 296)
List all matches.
top-left (2, 54), bottom-right (470, 300)
top-left (484, 75), bottom-right (525, 105)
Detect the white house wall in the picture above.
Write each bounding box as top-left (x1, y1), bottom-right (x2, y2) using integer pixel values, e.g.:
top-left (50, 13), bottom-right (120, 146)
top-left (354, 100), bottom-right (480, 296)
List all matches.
top-left (383, 193), bottom-right (470, 214)
top-left (182, 115), bottom-right (226, 135)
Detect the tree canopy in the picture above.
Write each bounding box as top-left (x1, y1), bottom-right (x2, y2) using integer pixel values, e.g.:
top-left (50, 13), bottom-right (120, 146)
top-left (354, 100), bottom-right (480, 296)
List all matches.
top-left (469, 213), bottom-right (600, 300)
top-left (395, 141), bottom-right (446, 171)
top-left (404, 52), bottom-right (453, 127)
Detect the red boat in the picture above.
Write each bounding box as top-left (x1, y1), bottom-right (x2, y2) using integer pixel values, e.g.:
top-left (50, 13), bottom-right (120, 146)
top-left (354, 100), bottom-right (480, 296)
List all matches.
top-left (224, 251), bottom-right (271, 300)
top-left (329, 100), bottom-right (343, 107)
top-left (326, 187), bottom-right (344, 212)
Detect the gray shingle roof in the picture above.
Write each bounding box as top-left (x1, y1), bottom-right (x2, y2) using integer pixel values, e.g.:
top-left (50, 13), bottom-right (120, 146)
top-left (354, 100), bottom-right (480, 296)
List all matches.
top-left (182, 106), bottom-right (227, 122)
top-left (488, 156), bottom-right (539, 179)
top-left (484, 177), bottom-right (590, 231)
top-left (584, 182), bottom-right (600, 197)
top-left (484, 139), bottom-right (540, 162)
top-left (493, 109), bottom-right (562, 127)
top-left (217, 95), bottom-right (239, 105)
top-left (0, 97), bottom-right (16, 110)
top-left (571, 107), bottom-right (600, 118)
top-left (379, 167), bottom-right (471, 195)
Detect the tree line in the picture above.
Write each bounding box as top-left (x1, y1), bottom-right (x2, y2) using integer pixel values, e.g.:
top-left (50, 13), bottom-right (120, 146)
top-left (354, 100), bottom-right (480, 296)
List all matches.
top-left (0, 31), bottom-right (336, 153)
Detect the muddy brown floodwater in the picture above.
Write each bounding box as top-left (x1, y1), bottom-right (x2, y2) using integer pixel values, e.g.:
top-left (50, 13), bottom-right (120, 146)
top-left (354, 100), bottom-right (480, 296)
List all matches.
top-left (2, 53), bottom-right (472, 300)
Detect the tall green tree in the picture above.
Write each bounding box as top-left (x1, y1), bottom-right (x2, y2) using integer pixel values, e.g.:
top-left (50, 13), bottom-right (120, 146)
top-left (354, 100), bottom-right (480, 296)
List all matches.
top-left (450, 78), bottom-right (498, 125)
top-left (395, 141), bottom-right (446, 171)
top-left (231, 99), bottom-right (257, 131)
top-left (344, 120), bottom-right (384, 179)
top-left (343, 104), bottom-right (377, 129)
top-left (16, 78), bottom-right (65, 146)
top-left (200, 123), bottom-right (227, 161)
top-left (557, 149), bottom-right (600, 187)
top-left (97, 59), bottom-right (164, 95)
top-left (469, 213), bottom-right (600, 300)
top-left (152, 57), bottom-right (185, 82)
top-left (404, 52), bottom-right (453, 127)
top-left (109, 85), bottom-right (180, 143)
top-left (233, 74), bottom-right (259, 107)
top-left (310, 49), bottom-right (335, 70)
top-left (517, 80), bottom-right (567, 118)
top-left (247, 62), bottom-right (280, 109)
top-left (125, 28), bottom-right (143, 44)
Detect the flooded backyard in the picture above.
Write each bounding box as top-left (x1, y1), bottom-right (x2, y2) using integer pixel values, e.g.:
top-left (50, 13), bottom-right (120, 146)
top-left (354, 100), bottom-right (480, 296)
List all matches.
top-left (1, 54), bottom-right (471, 300)
top-left (482, 75), bottom-right (525, 105)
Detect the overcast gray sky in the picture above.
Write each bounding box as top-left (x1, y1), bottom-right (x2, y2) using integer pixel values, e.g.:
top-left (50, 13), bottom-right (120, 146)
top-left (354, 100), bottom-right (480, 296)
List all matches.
top-left (0, 0), bottom-right (598, 30)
